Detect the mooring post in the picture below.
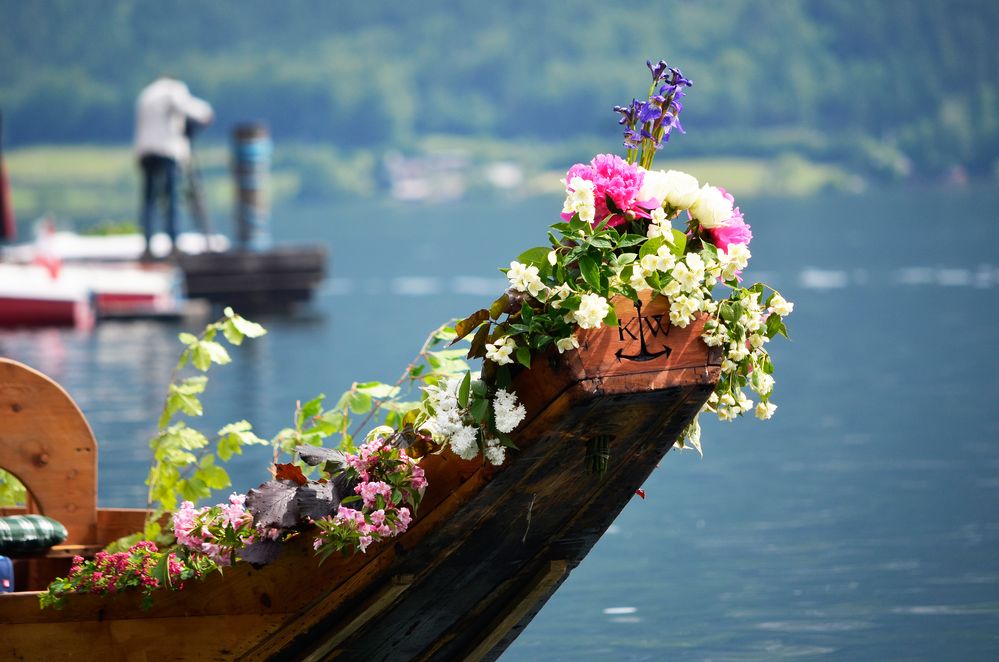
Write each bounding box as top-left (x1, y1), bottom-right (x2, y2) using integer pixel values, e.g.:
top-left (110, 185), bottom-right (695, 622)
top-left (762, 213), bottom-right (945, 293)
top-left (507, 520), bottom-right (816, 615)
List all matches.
top-left (232, 122), bottom-right (273, 250)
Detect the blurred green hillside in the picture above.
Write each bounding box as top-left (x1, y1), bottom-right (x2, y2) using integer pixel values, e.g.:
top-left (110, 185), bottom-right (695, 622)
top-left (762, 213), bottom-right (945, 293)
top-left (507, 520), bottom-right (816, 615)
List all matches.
top-left (1, 0), bottom-right (997, 223)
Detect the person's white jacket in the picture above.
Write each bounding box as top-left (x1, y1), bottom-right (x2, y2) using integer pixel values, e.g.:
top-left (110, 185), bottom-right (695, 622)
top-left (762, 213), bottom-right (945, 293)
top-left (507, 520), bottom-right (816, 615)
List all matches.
top-left (133, 77), bottom-right (213, 164)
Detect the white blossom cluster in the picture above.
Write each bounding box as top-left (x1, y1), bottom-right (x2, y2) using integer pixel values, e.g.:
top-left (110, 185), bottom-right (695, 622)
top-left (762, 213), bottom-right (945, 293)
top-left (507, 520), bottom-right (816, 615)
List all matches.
top-left (420, 377), bottom-right (527, 466)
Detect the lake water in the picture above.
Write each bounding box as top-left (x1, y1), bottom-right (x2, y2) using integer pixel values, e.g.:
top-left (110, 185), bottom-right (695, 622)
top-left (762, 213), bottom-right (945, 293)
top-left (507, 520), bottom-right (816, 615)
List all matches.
top-left (2, 188), bottom-right (998, 660)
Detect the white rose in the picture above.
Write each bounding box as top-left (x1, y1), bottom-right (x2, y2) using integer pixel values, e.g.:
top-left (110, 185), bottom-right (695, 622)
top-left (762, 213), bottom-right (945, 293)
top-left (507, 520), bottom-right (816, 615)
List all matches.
top-left (661, 170), bottom-right (701, 209)
top-left (689, 185), bottom-right (734, 229)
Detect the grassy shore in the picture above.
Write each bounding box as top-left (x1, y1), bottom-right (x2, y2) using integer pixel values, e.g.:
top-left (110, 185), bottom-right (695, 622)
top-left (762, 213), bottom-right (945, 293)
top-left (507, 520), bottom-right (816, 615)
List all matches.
top-left (3, 142), bottom-right (859, 232)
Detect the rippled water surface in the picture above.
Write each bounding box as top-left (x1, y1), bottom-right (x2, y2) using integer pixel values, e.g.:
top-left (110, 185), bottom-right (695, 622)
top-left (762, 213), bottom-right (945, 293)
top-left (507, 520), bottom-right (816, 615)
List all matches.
top-left (2, 188), bottom-right (998, 660)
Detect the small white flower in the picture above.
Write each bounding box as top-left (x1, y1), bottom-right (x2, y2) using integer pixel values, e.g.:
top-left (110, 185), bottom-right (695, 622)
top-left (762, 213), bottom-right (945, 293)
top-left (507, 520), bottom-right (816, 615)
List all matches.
top-left (556, 335), bottom-right (580, 354)
top-left (720, 358), bottom-right (738, 373)
top-left (493, 388), bottom-right (527, 433)
top-left (573, 293), bottom-right (610, 330)
top-left (547, 250), bottom-right (558, 266)
top-left (562, 176), bottom-right (596, 224)
top-left (689, 184), bottom-right (734, 229)
top-left (507, 261), bottom-right (545, 298)
top-left (484, 438), bottom-right (506, 466)
top-left (450, 425), bottom-right (480, 460)
top-left (770, 294), bottom-right (794, 317)
top-left (750, 370), bottom-right (775, 396)
top-left (728, 343), bottom-right (750, 362)
top-left (485, 336), bottom-right (516, 365)
top-left (549, 283), bottom-right (573, 309)
top-left (749, 333), bottom-right (766, 349)
top-left (755, 401), bottom-right (778, 420)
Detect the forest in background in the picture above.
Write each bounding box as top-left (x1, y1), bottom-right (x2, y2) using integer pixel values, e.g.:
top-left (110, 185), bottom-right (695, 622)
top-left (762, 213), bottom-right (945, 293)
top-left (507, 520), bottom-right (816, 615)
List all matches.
top-left (1, 0), bottom-right (997, 218)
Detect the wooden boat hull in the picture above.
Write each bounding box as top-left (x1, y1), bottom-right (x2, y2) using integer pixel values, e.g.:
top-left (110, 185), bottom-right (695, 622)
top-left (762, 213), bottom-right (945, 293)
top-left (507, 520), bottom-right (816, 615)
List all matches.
top-left (0, 295), bottom-right (719, 661)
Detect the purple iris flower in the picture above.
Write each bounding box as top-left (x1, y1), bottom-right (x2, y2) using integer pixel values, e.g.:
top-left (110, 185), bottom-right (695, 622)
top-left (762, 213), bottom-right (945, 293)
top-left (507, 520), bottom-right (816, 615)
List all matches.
top-left (637, 101), bottom-right (662, 124)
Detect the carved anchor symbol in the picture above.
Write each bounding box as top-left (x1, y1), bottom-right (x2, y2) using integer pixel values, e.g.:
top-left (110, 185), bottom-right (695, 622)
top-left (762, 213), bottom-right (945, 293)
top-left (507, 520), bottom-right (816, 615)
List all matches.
top-left (615, 299), bottom-right (672, 363)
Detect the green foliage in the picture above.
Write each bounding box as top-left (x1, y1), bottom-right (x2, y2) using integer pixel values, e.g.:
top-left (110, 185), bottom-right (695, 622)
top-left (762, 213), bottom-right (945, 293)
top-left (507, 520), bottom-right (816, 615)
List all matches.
top-left (0, 469), bottom-right (27, 507)
top-left (142, 308), bottom-right (268, 541)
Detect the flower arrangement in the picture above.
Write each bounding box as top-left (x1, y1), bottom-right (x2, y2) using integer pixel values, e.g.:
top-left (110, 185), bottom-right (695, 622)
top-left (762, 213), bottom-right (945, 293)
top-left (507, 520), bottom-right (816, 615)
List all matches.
top-left (454, 58), bottom-right (792, 455)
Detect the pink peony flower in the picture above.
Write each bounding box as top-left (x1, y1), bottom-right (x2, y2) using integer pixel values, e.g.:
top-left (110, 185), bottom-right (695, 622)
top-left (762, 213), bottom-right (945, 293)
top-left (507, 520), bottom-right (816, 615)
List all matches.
top-left (703, 188), bottom-right (752, 253)
top-left (562, 154), bottom-right (655, 228)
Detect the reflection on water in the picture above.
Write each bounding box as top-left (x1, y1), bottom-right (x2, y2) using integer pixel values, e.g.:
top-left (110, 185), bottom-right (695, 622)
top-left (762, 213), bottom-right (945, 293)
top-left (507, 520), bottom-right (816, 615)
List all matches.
top-left (2, 189), bottom-right (998, 660)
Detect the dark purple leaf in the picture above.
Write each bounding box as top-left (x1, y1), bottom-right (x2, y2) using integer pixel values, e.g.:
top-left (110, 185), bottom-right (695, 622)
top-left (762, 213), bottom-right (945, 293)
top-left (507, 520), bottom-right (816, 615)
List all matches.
top-left (296, 480), bottom-right (339, 521)
top-left (238, 539), bottom-right (284, 567)
top-left (247, 480), bottom-right (300, 529)
top-left (296, 445), bottom-right (347, 467)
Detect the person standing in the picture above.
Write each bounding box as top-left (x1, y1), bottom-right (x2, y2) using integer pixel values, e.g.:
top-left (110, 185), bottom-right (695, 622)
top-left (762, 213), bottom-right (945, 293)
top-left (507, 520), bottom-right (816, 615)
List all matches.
top-left (134, 77), bottom-right (213, 259)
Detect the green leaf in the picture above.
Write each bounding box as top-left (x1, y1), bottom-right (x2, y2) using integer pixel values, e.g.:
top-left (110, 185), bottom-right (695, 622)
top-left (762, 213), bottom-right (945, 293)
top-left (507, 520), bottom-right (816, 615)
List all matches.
top-left (578, 254), bottom-right (602, 290)
top-left (516, 246), bottom-right (551, 267)
top-left (348, 391), bottom-right (372, 414)
top-left (516, 346), bottom-right (532, 368)
top-left (470, 399), bottom-right (489, 423)
top-left (603, 307), bottom-right (619, 327)
top-left (178, 332), bottom-right (198, 346)
top-left (669, 229), bottom-right (687, 256)
top-left (520, 302), bottom-right (533, 323)
top-left (201, 340), bottom-right (231, 366)
top-left (230, 314), bottom-right (267, 339)
top-left (639, 236), bottom-right (665, 259)
top-left (298, 394), bottom-right (326, 426)
top-left (457, 371), bottom-right (471, 408)
top-left (191, 343), bottom-right (211, 371)
top-left (222, 319), bottom-right (244, 345)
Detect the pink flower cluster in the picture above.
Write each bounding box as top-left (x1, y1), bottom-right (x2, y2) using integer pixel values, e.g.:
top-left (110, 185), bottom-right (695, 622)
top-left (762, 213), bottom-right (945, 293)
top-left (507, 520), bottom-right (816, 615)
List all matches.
top-left (562, 154), bottom-right (656, 228)
top-left (61, 541), bottom-right (189, 596)
top-left (312, 437), bottom-right (426, 558)
top-left (703, 187), bottom-right (752, 253)
top-left (172, 493), bottom-right (254, 566)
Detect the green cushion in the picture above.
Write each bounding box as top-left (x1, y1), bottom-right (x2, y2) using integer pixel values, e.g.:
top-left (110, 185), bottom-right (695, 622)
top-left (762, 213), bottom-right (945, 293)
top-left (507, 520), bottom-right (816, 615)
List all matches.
top-left (0, 514), bottom-right (69, 555)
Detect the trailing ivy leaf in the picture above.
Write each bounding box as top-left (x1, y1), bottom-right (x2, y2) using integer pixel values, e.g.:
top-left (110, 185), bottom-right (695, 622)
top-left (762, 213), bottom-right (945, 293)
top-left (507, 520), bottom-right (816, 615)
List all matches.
top-left (298, 394), bottom-right (325, 426)
top-left (516, 346), bottom-right (532, 368)
top-left (225, 308), bottom-right (267, 338)
top-left (198, 457), bottom-right (231, 490)
top-left (221, 319), bottom-right (244, 345)
top-left (452, 309), bottom-right (489, 344)
top-left (190, 342), bottom-right (211, 371)
top-left (348, 391), bottom-right (373, 414)
top-left (457, 371), bottom-right (471, 408)
top-left (274, 463), bottom-right (309, 486)
top-left (247, 480), bottom-right (300, 529)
